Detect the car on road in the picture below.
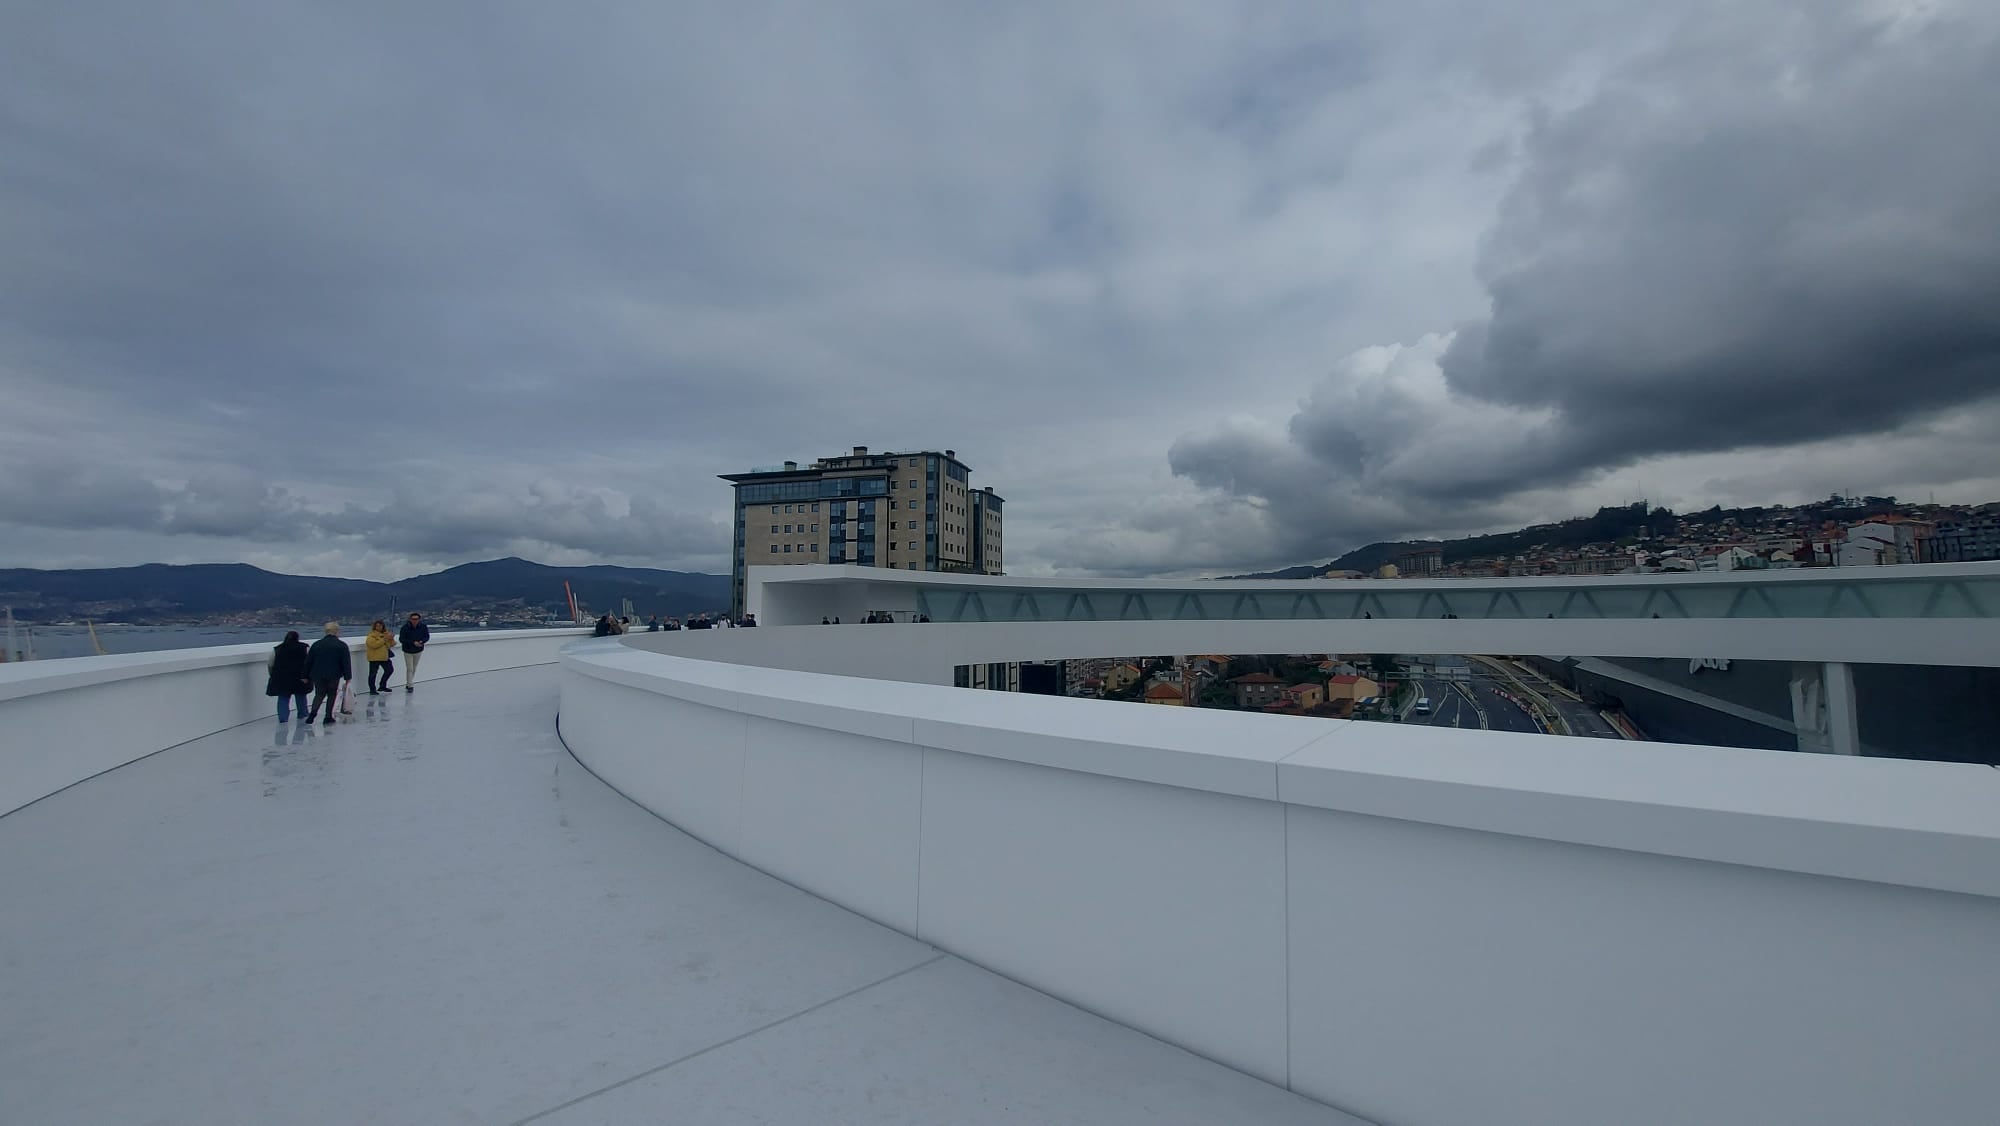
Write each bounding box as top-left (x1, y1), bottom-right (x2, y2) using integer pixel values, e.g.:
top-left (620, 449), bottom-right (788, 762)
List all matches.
top-left (1414, 696), bottom-right (1431, 715)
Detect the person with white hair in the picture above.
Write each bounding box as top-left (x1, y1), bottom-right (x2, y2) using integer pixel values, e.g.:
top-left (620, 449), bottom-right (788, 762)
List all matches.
top-left (304, 622), bottom-right (353, 725)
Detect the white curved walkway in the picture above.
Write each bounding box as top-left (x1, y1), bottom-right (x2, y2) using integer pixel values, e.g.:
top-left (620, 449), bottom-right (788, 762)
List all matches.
top-left (0, 666), bottom-right (1363, 1125)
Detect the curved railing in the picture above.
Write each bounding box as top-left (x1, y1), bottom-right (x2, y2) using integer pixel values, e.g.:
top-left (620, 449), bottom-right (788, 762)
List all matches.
top-left (0, 628), bottom-right (587, 816)
top-left (561, 616), bottom-right (2000, 1126)
top-left (7, 606), bottom-right (1990, 1125)
top-left (753, 560), bottom-right (2000, 625)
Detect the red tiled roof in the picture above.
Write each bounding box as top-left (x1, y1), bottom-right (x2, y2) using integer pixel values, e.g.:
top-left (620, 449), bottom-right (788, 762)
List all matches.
top-left (1327, 674), bottom-right (1366, 685)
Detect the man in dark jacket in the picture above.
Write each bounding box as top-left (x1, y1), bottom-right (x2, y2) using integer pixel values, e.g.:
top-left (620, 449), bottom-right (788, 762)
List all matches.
top-left (305, 622), bottom-right (353, 725)
top-left (266, 630), bottom-right (312, 722)
top-left (398, 612), bottom-right (430, 693)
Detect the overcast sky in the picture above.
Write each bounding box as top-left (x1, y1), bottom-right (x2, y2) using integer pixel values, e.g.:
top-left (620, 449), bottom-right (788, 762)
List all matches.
top-left (3, 1), bottom-right (1996, 580)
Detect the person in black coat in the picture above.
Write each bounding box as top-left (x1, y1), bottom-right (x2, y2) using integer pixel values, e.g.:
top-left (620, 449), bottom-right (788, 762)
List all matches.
top-left (266, 631), bottom-right (311, 723)
top-left (398, 612), bottom-right (430, 692)
top-left (304, 622), bottom-right (353, 725)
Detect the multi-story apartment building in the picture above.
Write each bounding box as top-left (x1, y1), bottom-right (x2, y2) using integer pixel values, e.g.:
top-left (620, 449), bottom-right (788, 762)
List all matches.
top-left (1396, 546), bottom-right (1443, 576)
top-left (1838, 516), bottom-right (1933, 566)
top-left (970, 486), bottom-right (1004, 575)
top-left (1934, 511), bottom-right (2000, 562)
top-left (721, 446), bottom-right (1005, 616)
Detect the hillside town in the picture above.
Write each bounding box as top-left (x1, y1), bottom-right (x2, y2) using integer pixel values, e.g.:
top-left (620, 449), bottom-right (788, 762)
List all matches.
top-left (1345, 496), bottom-right (2000, 579)
top-left (1065, 653), bottom-right (1391, 717)
top-left (1055, 493), bottom-right (2000, 731)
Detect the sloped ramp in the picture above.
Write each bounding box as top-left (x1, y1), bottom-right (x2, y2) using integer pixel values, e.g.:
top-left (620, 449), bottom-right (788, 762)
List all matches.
top-left (0, 665), bottom-right (1363, 1125)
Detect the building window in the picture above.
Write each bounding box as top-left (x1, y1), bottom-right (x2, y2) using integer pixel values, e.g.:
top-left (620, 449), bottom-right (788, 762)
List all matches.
top-left (908, 561), bottom-right (918, 569)
top-left (770, 525), bottom-right (778, 533)
top-left (783, 544), bottom-right (792, 553)
top-left (908, 541), bottom-right (917, 550)
top-left (889, 480), bottom-right (898, 489)
top-left (770, 505), bottom-right (779, 514)
top-left (811, 503), bottom-right (819, 512)
top-left (810, 544), bottom-right (818, 553)
top-left (890, 500), bottom-right (898, 509)
top-left (769, 545), bottom-right (779, 553)
top-left (811, 523), bottom-right (818, 532)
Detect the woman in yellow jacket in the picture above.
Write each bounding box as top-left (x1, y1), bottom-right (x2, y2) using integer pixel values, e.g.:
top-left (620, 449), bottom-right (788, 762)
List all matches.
top-left (363, 620), bottom-right (396, 695)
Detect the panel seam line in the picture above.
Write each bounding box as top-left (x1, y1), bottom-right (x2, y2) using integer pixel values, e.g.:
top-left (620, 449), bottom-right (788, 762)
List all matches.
top-left (509, 953), bottom-right (949, 1124)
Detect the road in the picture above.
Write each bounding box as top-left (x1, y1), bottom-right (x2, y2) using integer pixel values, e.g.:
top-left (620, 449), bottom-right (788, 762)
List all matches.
top-left (1468, 680), bottom-right (1541, 733)
top-left (1495, 659), bottom-right (1624, 739)
top-left (1411, 679), bottom-right (1475, 728)
top-left (1411, 677), bottom-right (1541, 733)
top-left (1407, 665), bottom-right (1628, 739)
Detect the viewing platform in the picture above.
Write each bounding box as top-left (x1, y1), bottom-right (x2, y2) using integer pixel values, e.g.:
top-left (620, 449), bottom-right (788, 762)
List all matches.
top-left (5, 564), bottom-right (1999, 1125)
top-left (1, 654), bottom-right (1353, 1125)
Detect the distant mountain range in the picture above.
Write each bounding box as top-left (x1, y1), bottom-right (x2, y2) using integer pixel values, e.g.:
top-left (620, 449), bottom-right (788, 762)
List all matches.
top-left (0, 557), bottom-right (730, 624)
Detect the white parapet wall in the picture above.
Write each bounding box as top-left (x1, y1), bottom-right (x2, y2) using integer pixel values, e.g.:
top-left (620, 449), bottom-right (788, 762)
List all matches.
top-left (0, 628), bottom-right (588, 817)
top-left (561, 632), bottom-right (2000, 1126)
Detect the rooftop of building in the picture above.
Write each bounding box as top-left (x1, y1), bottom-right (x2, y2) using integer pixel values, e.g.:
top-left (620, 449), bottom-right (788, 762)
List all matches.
top-left (720, 445), bottom-right (975, 482)
top-left (1, 665), bottom-right (1357, 1125)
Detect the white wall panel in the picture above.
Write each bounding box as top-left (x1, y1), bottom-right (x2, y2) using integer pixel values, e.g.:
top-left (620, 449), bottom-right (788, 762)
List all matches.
top-left (2, 630), bottom-right (584, 817)
top-left (558, 634), bottom-right (2000, 1125)
top-left (560, 671), bottom-right (747, 856)
top-left (737, 716), bottom-right (923, 933)
top-left (916, 748), bottom-right (1290, 1085)
top-left (1, 662), bottom-right (262, 815)
top-left (1285, 805), bottom-right (2000, 1126)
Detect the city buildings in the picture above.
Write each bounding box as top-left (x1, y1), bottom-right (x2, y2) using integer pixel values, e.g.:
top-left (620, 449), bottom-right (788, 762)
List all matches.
top-left (1386, 497), bottom-right (1995, 579)
top-left (1839, 516), bottom-right (1932, 566)
top-left (721, 446), bottom-right (1005, 616)
top-left (1102, 662), bottom-right (1142, 694)
top-left (1397, 546), bottom-right (1443, 575)
top-left (1231, 671), bottom-right (1285, 708)
top-left (1935, 510), bottom-right (2000, 562)
top-left (1324, 674), bottom-right (1379, 705)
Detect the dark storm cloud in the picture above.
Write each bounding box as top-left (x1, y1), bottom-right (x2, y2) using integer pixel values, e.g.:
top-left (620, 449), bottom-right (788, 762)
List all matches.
top-left (1436, 10), bottom-right (2000, 488)
top-left (1172, 3), bottom-right (2000, 560)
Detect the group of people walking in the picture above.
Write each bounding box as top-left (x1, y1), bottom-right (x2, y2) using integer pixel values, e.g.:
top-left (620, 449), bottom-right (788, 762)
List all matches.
top-left (265, 612), bottom-right (431, 724)
top-left (597, 612), bottom-right (756, 635)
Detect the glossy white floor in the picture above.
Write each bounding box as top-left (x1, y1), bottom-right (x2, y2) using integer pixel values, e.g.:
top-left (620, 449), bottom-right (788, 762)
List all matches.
top-left (0, 666), bottom-right (1364, 1125)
